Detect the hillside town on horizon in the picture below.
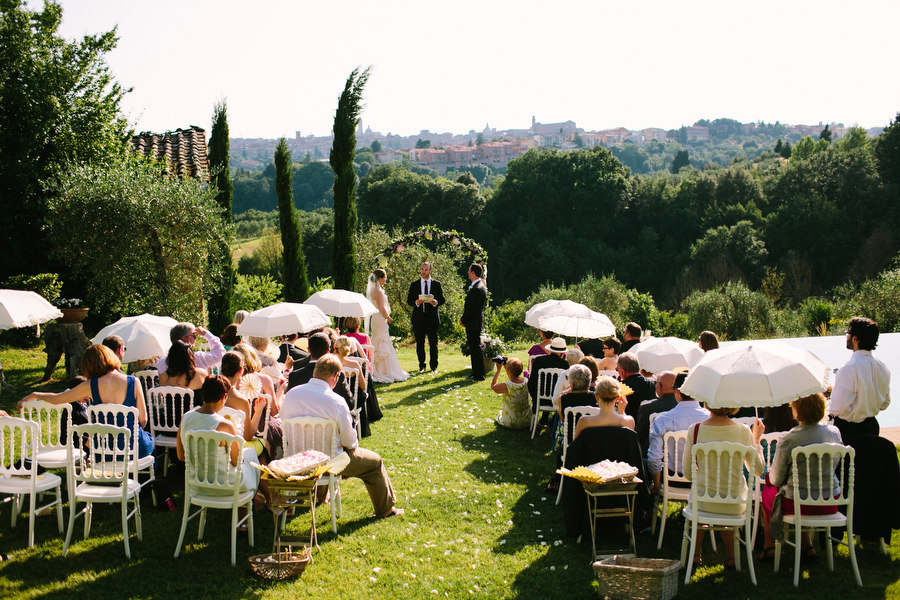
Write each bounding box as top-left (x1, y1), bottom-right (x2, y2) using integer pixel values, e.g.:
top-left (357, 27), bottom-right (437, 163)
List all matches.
top-left (222, 116), bottom-right (885, 174)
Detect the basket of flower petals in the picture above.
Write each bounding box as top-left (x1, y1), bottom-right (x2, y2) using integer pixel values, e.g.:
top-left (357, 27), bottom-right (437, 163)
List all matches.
top-left (557, 460), bottom-right (641, 493)
top-left (249, 546), bottom-right (312, 579)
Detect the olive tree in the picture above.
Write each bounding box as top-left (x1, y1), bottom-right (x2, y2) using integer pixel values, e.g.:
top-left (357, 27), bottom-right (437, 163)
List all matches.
top-left (45, 154), bottom-right (228, 323)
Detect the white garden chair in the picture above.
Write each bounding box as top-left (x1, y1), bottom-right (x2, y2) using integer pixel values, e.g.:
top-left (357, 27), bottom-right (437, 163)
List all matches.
top-left (133, 369), bottom-right (159, 400)
top-left (19, 400), bottom-right (83, 470)
top-left (283, 417), bottom-right (342, 533)
top-left (218, 406), bottom-right (246, 439)
top-left (531, 368), bottom-right (565, 439)
top-left (342, 367), bottom-right (362, 439)
top-left (681, 441), bottom-right (758, 585)
top-left (87, 403), bottom-right (157, 506)
top-left (555, 405), bottom-right (601, 504)
top-left (174, 429), bottom-right (255, 566)
top-left (750, 431), bottom-right (785, 547)
top-left (147, 386), bottom-right (194, 475)
top-left (63, 424), bottom-right (142, 559)
top-left (0, 416), bottom-right (64, 547)
top-left (773, 443), bottom-right (861, 587)
top-left (653, 430), bottom-right (692, 549)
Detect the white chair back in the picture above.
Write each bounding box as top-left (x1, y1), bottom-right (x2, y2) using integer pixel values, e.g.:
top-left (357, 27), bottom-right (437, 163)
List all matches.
top-left (19, 399), bottom-right (72, 461)
top-left (87, 404), bottom-right (140, 452)
top-left (654, 429), bottom-right (693, 549)
top-left (531, 367), bottom-right (565, 439)
top-left (147, 386), bottom-right (195, 437)
top-left (790, 443), bottom-right (853, 509)
top-left (218, 406), bottom-right (246, 438)
top-left (688, 441), bottom-right (756, 508)
top-left (68, 424), bottom-right (137, 488)
top-left (182, 430), bottom-right (246, 494)
top-left (133, 370), bottom-right (159, 399)
top-left (555, 406), bottom-right (601, 505)
top-left (283, 417), bottom-right (340, 458)
top-left (360, 343), bottom-right (374, 363)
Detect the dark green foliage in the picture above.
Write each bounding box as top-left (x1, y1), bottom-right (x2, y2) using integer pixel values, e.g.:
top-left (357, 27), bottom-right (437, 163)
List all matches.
top-left (275, 138), bottom-right (310, 301)
top-left (610, 142), bottom-right (651, 174)
top-left (207, 101), bottom-right (234, 332)
top-left (0, 0), bottom-right (129, 280)
top-left (800, 297), bottom-right (834, 335)
top-left (370, 139), bottom-right (383, 153)
top-left (415, 138), bottom-right (431, 149)
top-left (874, 112), bottom-right (900, 186)
top-left (330, 67), bottom-right (370, 290)
top-left (683, 281), bottom-right (779, 340)
top-left (819, 124), bottom-right (832, 142)
top-left (671, 150), bottom-right (690, 173)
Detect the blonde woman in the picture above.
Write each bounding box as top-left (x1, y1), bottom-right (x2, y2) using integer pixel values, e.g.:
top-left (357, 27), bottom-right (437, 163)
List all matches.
top-left (573, 376), bottom-right (634, 439)
top-left (248, 335), bottom-right (279, 369)
top-left (232, 342), bottom-right (281, 417)
top-left (334, 336), bottom-right (367, 392)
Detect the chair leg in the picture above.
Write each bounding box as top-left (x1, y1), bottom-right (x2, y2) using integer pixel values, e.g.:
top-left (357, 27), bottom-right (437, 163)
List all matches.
top-left (825, 527), bottom-right (834, 571)
top-left (134, 493), bottom-right (142, 541)
top-left (174, 499), bottom-right (191, 558)
top-left (121, 496), bottom-right (131, 560)
top-left (27, 492), bottom-right (36, 548)
top-left (847, 529), bottom-right (863, 586)
top-left (62, 500), bottom-right (78, 557)
top-left (745, 523), bottom-right (757, 585)
top-left (11, 494), bottom-right (20, 528)
top-left (84, 503), bottom-right (92, 538)
top-left (733, 528), bottom-right (741, 572)
top-left (793, 523), bottom-right (802, 587)
top-left (555, 476), bottom-right (564, 505)
top-left (330, 478), bottom-right (338, 534)
top-left (684, 519), bottom-right (698, 585)
top-left (198, 507), bottom-right (208, 540)
top-left (54, 487), bottom-right (64, 533)
top-left (773, 538), bottom-right (782, 572)
top-left (230, 506), bottom-right (237, 566)
top-left (247, 501), bottom-right (255, 548)
top-left (657, 498), bottom-right (668, 550)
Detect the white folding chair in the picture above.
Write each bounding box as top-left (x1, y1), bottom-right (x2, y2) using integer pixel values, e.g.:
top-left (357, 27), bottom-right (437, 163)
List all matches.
top-left (283, 417), bottom-right (342, 533)
top-left (750, 431), bottom-right (785, 547)
top-left (653, 430), bottom-right (692, 549)
top-left (681, 441), bottom-right (758, 585)
top-left (0, 417), bottom-right (64, 547)
top-left (342, 367), bottom-right (362, 439)
top-left (147, 386), bottom-right (194, 476)
top-left (360, 343), bottom-right (374, 364)
top-left (63, 424), bottom-right (142, 559)
top-left (19, 400), bottom-right (83, 470)
top-left (555, 406), bottom-right (601, 505)
top-left (774, 443), bottom-right (861, 587)
top-left (133, 369), bottom-right (159, 400)
top-left (174, 430), bottom-right (255, 566)
top-left (531, 368), bottom-right (565, 439)
top-left (87, 404), bottom-right (156, 506)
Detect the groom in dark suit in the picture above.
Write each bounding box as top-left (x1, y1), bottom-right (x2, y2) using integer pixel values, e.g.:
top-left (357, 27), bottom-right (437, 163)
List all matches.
top-left (460, 263), bottom-right (488, 381)
top-left (406, 262), bottom-right (446, 372)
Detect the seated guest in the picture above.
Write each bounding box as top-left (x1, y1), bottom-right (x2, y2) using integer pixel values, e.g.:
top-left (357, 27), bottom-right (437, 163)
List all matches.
top-left (646, 372), bottom-right (709, 496)
top-left (763, 403), bottom-right (798, 434)
top-left (288, 332), bottom-right (354, 408)
top-left (596, 337), bottom-right (621, 372)
top-left (490, 358), bottom-right (530, 430)
top-left (157, 323), bottom-right (225, 374)
top-left (636, 371), bottom-right (678, 455)
top-left (682, 399), bottom-right (764, 569)
top-left (334, 337), bottom-right (367, 393)
top-left (616, 353), bottom-right (657, 419)
top-left (281, 355), bottom-right (403, 518)
top-left (574, 375), bottom-right (634, 439)
top-left (232, 342), bottom-right (282, 412)
top-left (342, 317), bottom-right (372, 363)
top-left (20, 344), bottom-right (155, 458)
top-left (102, 335), bottom-right (126, 365)
top-left (278, 333), bottom-right (310, 370)
top-left (233, 310), bottom-right (249, 324)
top-left (176, 375), bottom-right (260, 513)
top-left (527, 330), bottom-right (553, 363)
top-left (576, 335), bottom-right (605, 358)
top-left (220, 324), bottom-right (241, 350)
top-left (758, 393), bottom-right (842, 563)
top-left (528, 337), bottom-right (569, 426)
top-left (219, 351), bottom-right (270, 455)
top-left (248, 336), bottom-right (279, 369)
top-left (547, 364), bottom-right (598, 493)
top-left (698, 330), bottom-right (719, 352)
top-left (578, 356), bottom-right (599, 388)
top-left (551, 347), bottom-right (586, 413)
top-left (159, 340), bottom-right (207, 406)
top-left (619, 322), bottom-right (642, 354)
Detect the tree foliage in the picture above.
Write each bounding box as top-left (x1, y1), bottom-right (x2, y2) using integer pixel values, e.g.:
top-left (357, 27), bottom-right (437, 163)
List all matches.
top-left (0, 0), bottom-right (129, 280)
top-left (45, 154), bottom-right (227, 323)
top-left (207, 100), bottom-right (234, 332)
top-left (330, 66), bottom-right (370, 290)
top-left (275, 138), bottom-right (310, 301)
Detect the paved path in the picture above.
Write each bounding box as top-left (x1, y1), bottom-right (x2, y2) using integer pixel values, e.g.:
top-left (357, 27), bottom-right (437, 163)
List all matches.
top-left (882, 427), bottom-right (900, 446)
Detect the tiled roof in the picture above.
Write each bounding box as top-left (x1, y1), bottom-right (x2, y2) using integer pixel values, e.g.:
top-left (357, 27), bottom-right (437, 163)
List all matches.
top-left (130, 125), bottom-right (209, 181)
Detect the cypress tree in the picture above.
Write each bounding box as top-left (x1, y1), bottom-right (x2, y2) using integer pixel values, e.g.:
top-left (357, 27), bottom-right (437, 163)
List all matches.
top-left (275, 138), bottom-right (310, 301)
top-left (207, 100), bottom-right (234, 330)
top-left (330, 66), bottom-right (370, 290)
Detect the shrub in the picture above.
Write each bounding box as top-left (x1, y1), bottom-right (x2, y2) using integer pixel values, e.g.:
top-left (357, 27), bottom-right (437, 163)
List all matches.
top-left (230, 273), bottom-right (283, 316)
top-left (832, 268), bottom-right (900, 332)
top-left (486, 300), bottom-right (531, 342)
top-left (682, 280), bottom-right (778, 340)
top-left (3, 273), bottom-right (63, 304)
top-left (800, 297), bottom-right (834, 335)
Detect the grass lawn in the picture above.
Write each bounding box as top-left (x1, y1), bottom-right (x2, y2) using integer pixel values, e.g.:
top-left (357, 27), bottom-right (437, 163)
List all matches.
top-left (1, 342), bottom-right (899, 599)
top-left (231, 236), bottom-right (264, 266)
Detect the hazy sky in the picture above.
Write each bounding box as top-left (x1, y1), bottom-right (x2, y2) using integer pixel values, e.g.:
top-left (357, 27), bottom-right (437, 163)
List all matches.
top-left (42, 0), bottom-right (900, 139)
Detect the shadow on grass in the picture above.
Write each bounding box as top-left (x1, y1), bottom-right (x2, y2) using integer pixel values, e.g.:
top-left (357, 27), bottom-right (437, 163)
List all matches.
top-left (381, 369), bottom-right (473, 409)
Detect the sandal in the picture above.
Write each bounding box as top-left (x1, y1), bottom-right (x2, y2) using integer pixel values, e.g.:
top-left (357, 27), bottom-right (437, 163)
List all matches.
top-left (758, 547), bottom-right (776, 563)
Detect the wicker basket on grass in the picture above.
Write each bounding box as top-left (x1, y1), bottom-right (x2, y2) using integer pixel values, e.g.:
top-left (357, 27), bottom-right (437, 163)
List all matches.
top-left (249, 547), bottom-right (312, 580)
top-left (593, 556), bottom-right (680, 600)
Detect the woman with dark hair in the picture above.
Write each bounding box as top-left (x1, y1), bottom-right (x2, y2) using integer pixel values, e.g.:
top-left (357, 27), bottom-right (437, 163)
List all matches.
top-left (596, 337), bottom-right (620, 372)
top-left (159, 340), bottom-right (207, 406)
top-left (698, 330), bottom-right (720, 352)
top-left (220, 323), bottom-right (241, 349)
top-left (19, 344), bottom-right (154, 458)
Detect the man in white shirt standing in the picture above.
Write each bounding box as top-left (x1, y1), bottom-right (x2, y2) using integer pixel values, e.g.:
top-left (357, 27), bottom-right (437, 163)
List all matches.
top-left (281, 354), bottom-right (403, 518)
top-left (157, 322), bottom-right (225, 373)
top-left (830, 316), bottom-right (891, 441)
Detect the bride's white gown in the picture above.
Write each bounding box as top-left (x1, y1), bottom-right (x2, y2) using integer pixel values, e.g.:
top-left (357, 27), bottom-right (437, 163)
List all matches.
top-left (368, 288), bottom-right (409, 383)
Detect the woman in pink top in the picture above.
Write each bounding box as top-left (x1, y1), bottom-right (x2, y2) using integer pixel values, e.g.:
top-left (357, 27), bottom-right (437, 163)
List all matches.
top-left (343, 316), bottom-right (372, 363)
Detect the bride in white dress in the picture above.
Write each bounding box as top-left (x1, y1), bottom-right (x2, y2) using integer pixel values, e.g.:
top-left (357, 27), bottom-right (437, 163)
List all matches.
top-left (366, 268), bottom-right (410, 383)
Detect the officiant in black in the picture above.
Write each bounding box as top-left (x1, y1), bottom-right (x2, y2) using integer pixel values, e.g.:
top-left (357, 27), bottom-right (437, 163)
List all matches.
top-left (406, 262), bottom-right (446, 373)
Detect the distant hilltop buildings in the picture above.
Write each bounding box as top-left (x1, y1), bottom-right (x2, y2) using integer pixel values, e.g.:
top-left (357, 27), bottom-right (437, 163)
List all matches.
top-left (228, 117), bottom-right (882, 174)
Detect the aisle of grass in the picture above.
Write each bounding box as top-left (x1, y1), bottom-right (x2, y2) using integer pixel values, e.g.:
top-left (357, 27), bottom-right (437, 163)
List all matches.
top-left (1, 343), bottom-right (899, 599)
